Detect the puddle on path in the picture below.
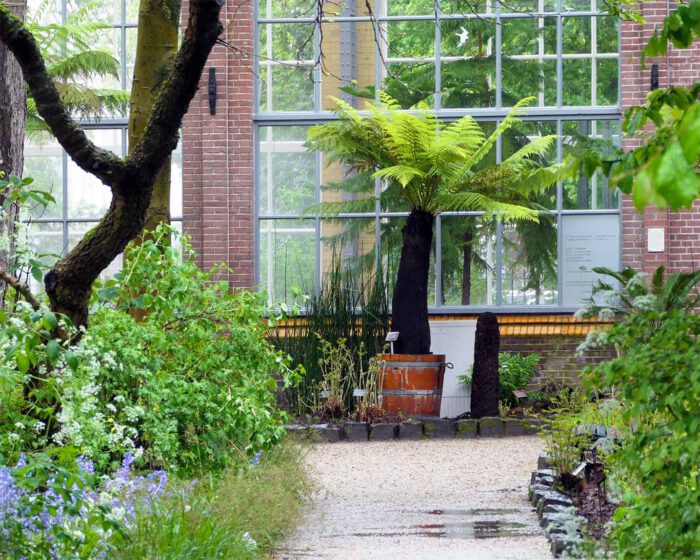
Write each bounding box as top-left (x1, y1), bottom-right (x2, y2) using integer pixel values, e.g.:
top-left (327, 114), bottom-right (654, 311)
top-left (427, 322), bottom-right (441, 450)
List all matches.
top-left (424, 508), bottom-right (520, 516)
top-left (330, 519), bottom-right (537, 540)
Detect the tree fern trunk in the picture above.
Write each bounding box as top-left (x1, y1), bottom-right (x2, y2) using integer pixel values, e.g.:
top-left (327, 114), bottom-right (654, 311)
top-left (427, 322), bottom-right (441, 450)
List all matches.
top-left (0, 0), bottom-right (26, 305)
top-left (461, 220), bottom-right (474, 305)
top-left (391, 209), bottom-right (433, 355)
top-left (128, 0), bottom-right (181, 233)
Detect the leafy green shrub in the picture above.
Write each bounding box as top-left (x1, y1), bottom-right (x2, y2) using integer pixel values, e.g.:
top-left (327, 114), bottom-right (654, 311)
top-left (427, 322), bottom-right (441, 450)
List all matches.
top-left (84, 226), bottom-right (300, 474)
top-left (459, 352), bottom-right (540, 408)
top-left (1, 225), bottom-right (300, 475)
top-left (585, 311), bottom-right (700, 559)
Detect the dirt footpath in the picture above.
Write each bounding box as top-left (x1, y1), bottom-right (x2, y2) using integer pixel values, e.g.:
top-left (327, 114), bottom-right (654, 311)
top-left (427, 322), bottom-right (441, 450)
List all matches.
top-left (275, 437), bottom-right (552, 560)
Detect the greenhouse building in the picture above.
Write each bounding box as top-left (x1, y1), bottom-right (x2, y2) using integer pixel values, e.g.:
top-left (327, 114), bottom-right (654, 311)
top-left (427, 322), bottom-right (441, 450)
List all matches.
top-left (24, 0), bottom-right (700, 383)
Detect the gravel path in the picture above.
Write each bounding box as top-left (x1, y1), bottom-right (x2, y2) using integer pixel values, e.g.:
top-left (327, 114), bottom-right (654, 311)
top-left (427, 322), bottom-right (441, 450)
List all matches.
top-left (274, 437), bottom-right (551, 560)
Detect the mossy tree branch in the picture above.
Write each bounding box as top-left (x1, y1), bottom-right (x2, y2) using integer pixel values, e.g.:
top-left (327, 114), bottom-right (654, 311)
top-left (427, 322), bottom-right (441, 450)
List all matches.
top-left (0, 0), bottom-right (224, 330)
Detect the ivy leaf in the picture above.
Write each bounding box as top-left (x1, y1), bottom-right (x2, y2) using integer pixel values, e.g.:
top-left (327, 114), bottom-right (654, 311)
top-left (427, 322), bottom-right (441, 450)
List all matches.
top-left (43, 312), bottom-right (58, 330)
top-left (678, 104), bottom-right (700, 164)
top-left (65, 351), bottom-right (79, 371)
top-left (16, 353), bottom-right (30, 373)
top-left (46, 340), bottom-right (62, 364)
top-left (97, 286), bottom-right (120, 301)
top-left (31, 266), bottom-right (43, 283)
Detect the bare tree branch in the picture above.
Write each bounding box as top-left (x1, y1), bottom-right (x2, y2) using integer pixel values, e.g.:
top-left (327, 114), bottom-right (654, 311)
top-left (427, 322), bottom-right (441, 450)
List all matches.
top-left (0, 265), bottom-right (40, 310)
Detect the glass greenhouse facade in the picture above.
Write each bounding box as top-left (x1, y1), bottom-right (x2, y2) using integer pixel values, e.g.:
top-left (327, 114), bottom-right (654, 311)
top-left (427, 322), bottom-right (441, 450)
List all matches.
top-left (255, 0), bottom-right (621, 310)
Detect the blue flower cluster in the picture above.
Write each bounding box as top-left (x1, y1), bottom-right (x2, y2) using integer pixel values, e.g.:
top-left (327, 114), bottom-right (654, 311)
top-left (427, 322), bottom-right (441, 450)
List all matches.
top-left (0, 452), bottom-right (168, 559)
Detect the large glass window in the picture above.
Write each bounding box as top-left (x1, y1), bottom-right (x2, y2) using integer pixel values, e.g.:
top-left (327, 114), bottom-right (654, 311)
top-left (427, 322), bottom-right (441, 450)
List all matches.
top-left (255, 0), bottom-right (621, 310)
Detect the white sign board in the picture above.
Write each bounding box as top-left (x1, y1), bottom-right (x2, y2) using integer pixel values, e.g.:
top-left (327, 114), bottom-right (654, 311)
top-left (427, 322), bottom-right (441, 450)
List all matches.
top-left (561, 214), bottom-right (620, 307)
top-left (430, 320), bottom-right (477, 418)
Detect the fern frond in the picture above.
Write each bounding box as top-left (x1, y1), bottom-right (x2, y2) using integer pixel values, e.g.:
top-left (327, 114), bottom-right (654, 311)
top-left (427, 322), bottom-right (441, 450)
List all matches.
top-left (434, 191), bottom-right (539, 221)
top-left (502, 134), bottom-right (557, 171)
top-left (24, 113), bottom-right (54, 144)
top-left (48, 50), bottom-right (120, 81)
top-left (458, 97), bottom-right (535, 174)
top-left (303, 198), bottom-right (377, 217)
top-left (508, 163), bottom-right (570, 195)
top-left (372, 165), bottom-right (426, 187)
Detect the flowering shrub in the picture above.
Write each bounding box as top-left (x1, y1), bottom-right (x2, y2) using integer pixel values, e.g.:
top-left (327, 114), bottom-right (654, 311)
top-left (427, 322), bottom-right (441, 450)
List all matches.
top-left (0, 452), bottom-right (167, 560)
top-left (1, 225), bottom-right (300, 475)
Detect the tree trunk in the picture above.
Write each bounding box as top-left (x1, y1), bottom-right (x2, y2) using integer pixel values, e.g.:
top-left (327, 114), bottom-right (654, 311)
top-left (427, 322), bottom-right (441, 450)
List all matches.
top-left (0, 0), bottom-right (26, 304)
top-left (391, 209), bottom-right (433, 355)
top-left (128, 0), bottom-right (181, 232)
top-left (461, 221), bottom-right (474, 305)
top-left (0, 0), bottom-right (225, 330)
top-left (470, 311), bottom-right (500, 418)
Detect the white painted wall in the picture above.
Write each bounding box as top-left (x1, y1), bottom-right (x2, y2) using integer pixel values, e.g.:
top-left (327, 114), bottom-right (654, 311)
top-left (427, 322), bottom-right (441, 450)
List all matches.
top-left (430, 320), bottom-right (477, 418)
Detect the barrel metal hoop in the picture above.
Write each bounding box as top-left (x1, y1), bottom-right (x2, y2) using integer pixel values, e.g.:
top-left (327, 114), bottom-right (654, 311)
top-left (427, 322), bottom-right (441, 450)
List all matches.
top-left (380, 389), bottom-right (441, 396)
top-left (383, 361), bottom-right (447, 368)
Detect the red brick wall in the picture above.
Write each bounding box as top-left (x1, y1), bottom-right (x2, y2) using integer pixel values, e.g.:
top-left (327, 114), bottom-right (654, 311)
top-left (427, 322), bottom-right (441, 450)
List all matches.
top-left (620, 2), bottom-right (700, 274)
top-left (181, 1), bottom-right (255, 287)
top-left (501, 336), bottom-right (615, 388)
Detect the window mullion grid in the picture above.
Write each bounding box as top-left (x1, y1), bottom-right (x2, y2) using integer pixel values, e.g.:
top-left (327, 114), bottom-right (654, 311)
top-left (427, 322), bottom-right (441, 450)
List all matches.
top-left (495, 0), bottom-right (502, 109)
top-left (591, 10), bottom-right (598, 107)
top-left (556, 0), bottom-right (563, 108)
top-left (253, 5), bottom-right (622, 310)
top-left (495, 128), bottom-right (503, 307)
top-left (434, 0), bottom-right (442, 111)
top-left (556, 118), bottom-right (564, 306)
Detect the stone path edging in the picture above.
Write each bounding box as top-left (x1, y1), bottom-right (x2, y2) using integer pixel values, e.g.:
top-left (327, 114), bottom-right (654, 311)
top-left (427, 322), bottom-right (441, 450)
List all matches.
top-left (286, 417), bottom-right (544, 443)
top-left (528, 454), bottom-right (585, 557)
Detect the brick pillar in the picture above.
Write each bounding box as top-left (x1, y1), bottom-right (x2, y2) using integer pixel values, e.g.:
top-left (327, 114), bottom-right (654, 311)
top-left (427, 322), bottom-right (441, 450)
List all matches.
top-left (619, 2), bottom-right (700, 274)
top-left (182, 1), bottom-right (255, 288)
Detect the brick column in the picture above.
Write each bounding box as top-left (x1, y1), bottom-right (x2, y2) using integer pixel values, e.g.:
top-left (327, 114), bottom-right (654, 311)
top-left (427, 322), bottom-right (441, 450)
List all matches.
top-left (182, 1), bottom-right (256, 288)
top-left (619, 2), bottom-right (700, 274)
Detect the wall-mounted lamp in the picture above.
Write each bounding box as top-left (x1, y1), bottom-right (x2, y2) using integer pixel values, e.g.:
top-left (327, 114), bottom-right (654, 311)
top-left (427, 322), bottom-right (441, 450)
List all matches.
top-left (208, 68), bottom-right (217, 115)
top-left (651, 64), bottom-right (659, 91)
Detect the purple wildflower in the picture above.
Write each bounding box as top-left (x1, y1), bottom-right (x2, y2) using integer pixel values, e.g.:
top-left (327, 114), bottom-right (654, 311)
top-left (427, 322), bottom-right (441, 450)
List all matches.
top-left (251, 450), bottom-right (262, 466)
top-left (77, 455), bottom-right (95, 476)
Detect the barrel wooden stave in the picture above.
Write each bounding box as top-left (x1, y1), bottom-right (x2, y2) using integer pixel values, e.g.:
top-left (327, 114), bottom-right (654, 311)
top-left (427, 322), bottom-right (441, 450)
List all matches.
top-left (378, 354), bottom-right (446, 417)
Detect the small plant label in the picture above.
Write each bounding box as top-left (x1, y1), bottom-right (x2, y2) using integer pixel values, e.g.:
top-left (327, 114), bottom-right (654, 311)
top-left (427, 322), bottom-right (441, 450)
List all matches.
top-left (353, 388), bottom-right (366, 398)
top-left (320, 390), bottom-right (330, 398)
top-left (572, 461), bottom-right (587, 477)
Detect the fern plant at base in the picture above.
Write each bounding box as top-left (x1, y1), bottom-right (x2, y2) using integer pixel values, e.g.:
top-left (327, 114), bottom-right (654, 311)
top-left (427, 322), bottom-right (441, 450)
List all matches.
top-left (306, 93), bottom-right (571, 355)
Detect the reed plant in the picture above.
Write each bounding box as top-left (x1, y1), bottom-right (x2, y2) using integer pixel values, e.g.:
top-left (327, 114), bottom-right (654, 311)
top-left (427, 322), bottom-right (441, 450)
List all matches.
top-left (273, 258), bottom-right (389, 415)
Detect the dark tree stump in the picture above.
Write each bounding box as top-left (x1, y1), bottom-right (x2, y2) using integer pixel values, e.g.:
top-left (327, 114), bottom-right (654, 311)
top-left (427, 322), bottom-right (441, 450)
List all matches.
top-left (470, 312), bottom-right (500, 418)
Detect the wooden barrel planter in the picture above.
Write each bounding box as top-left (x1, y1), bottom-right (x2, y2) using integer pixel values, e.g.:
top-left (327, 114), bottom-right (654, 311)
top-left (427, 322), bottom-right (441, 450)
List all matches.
top-left (378, 353), bottom-right (447, 417)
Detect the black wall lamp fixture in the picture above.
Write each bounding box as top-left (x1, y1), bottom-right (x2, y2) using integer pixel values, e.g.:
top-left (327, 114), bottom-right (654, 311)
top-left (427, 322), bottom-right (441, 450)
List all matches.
top-left (651, 64), bottom-right (659, 91)
top-left (208, 67), bottom-right (217, 115)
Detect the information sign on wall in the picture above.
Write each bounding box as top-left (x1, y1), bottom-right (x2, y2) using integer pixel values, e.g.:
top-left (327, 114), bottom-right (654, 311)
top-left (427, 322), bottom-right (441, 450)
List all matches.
top-left (561, 214), bottom-right (620, 307)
